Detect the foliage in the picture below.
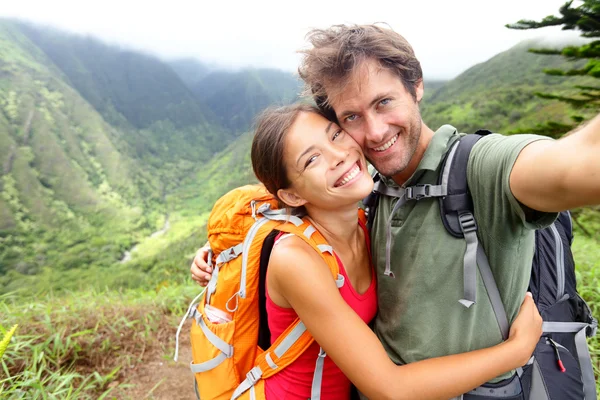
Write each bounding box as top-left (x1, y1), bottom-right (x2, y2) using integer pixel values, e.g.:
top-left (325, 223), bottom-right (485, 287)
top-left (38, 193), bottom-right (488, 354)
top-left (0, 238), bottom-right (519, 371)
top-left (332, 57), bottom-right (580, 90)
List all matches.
top-left (0, 285), bottom-right (200, 399)
top-left (507, 0), bottom-right (600, 134)
top-left (421, 39), bottom-right (597, 136)
top-left (0, 324), bottom-right (17, 359)
top-left (190, 69), bottom-right (301, 133)
top-left (571, 229), bottom-right (600, 391)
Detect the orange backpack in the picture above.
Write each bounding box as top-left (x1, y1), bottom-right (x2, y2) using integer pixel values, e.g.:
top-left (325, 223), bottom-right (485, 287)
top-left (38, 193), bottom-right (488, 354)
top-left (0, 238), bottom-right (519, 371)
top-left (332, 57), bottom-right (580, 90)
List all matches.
top-left (175, 184), bottom-right (352, 400)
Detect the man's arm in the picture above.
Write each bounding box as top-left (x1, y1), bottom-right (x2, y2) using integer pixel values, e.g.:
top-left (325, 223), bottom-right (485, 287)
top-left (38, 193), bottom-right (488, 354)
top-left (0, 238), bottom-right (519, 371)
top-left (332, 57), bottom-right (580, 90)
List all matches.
top-left (510, 114), bottom-right (600, 212)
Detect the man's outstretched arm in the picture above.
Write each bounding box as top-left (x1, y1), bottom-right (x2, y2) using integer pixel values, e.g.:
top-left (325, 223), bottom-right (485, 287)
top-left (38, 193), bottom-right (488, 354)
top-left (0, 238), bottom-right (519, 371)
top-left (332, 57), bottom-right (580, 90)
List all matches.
top-left (510, 114), bottom-right (600, 212)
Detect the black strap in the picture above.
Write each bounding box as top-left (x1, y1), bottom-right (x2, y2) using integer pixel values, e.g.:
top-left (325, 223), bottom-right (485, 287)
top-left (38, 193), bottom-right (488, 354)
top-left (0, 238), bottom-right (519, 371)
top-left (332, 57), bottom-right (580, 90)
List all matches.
top-left (364, 172), bottom-right (382, 232)
top-left (257, 229), bottom-right (279, 350)
top-left (438, 130), bottom-right (491, 237)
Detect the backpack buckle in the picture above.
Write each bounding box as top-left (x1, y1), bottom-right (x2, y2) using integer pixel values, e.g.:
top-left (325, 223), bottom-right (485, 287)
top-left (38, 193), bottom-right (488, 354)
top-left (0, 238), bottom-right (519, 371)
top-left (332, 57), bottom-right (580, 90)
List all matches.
top-left (588, 318), bottom-right (598, 337)
top-left (458, 213), bottom-right (477, 234)
top-left (405, 184), bottom-right (432, 200)
top-left (246, 366), bottom-right (263, 385)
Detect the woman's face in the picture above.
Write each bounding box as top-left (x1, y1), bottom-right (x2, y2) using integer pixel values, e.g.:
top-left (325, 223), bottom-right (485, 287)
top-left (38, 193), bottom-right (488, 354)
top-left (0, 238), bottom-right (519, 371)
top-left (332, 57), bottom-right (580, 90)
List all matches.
top-left (280, 111), bottom-right (374, 210)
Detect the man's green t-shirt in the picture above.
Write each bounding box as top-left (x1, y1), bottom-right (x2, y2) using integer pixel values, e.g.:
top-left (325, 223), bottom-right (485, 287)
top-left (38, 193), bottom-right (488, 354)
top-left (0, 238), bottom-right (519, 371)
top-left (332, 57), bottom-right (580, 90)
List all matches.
top-left (370, 125), bottom-right (555, 377)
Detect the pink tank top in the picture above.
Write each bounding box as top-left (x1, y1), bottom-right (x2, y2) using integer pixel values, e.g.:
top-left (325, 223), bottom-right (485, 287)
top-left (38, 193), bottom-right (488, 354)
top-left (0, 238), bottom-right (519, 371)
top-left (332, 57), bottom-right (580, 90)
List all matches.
top-left (264, 221), bottom-right (377, 400)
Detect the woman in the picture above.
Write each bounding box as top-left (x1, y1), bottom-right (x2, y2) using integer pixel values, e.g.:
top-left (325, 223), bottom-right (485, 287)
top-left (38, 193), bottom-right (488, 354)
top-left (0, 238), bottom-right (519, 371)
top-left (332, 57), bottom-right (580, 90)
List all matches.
top-left (193, 104), bottom-right (542, 400)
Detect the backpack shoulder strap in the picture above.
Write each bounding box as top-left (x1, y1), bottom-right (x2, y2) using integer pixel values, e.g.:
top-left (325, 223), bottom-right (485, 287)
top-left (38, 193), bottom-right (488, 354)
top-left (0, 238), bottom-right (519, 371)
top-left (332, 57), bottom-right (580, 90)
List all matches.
top-left (438, 130), bottom-right (511, 340)
top-left (438, 130), bottom-right (490, 237)
top-left (232, 217), bottom-right (344, 399)
top-left (364, 171), bottom-right (381, 231)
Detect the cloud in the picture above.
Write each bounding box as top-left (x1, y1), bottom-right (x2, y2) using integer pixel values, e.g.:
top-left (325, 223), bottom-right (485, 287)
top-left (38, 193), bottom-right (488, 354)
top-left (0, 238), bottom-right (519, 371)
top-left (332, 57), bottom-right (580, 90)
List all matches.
top-left (0, 0), bottom-right (576, 79)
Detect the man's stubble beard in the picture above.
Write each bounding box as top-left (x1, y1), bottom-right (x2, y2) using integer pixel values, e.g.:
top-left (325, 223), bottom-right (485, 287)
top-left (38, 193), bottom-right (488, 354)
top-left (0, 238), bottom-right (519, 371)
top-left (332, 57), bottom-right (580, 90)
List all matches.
top-left (368, 113), bottom-right (422, 178)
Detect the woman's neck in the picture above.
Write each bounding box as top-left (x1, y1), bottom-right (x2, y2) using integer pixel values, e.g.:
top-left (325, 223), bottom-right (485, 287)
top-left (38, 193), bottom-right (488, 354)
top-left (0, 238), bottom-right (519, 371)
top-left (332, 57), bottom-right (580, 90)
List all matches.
top-left (303, 202), bottom-right (361, 249)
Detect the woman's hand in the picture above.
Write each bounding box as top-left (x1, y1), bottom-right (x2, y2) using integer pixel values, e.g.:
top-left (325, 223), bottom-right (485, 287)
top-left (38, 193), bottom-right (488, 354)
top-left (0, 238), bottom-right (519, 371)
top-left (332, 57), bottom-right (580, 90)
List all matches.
top-left (506, 292), bottom-right (543, 365)
top-left (190, 244), bottom-right (212, 286)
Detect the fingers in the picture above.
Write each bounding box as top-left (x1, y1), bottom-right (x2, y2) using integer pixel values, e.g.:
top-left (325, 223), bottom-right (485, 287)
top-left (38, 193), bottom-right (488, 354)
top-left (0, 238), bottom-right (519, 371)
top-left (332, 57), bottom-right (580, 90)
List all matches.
top-left (190, 245), bottom-right (213, 287)
top-left (190, 262), bottom-right (210, 286)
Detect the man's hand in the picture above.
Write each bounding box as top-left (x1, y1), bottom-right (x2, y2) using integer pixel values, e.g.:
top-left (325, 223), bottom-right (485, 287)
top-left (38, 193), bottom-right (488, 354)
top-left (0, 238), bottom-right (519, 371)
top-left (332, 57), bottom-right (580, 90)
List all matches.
top-left (190, 243), bottom-right (212, 286)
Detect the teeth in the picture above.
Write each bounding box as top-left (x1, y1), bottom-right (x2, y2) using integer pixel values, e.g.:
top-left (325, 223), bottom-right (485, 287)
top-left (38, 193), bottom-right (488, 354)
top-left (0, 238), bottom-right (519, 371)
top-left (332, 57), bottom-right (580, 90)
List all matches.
top-left (336, 164), bottom-right (360, 187)
top-left (374, 134), bottom-right (398, 152)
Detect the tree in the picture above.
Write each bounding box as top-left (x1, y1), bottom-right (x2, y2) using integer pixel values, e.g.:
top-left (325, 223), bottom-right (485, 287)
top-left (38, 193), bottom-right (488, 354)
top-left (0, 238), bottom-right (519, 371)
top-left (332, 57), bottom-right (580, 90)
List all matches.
top-left (507, 0), bottom-right (600, 136)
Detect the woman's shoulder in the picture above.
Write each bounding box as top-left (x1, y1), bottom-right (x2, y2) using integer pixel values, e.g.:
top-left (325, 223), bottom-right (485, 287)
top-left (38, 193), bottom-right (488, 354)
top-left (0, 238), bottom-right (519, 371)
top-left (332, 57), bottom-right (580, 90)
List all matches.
top-left (268, 233), bottom-right (336, 287)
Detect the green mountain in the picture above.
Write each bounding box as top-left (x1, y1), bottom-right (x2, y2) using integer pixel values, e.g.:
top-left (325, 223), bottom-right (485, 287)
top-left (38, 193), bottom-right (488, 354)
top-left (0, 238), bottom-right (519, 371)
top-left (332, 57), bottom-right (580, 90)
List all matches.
top-left (0, 20), bottom-right (164, 284)
top-left (14, 22), bottom-right (232, 169)
top-left (421, 39), bottom-right (597, 135)
top-left (168, 58), bottom-right (212, 88)
top-left (2, 19), bottom-right (599, 296)
top-left (0, 19), bottom-right (305, 293)
top-left (189, 68), bottom-right (302, 132)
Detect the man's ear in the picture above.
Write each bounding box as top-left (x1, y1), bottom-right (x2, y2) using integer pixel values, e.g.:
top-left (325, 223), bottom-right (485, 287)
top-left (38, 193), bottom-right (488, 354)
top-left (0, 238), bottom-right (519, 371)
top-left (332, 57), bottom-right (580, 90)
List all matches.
top-left (415, 79), bottom-right (424, 103)
top-left (277, 188), bottom-right (308, 208)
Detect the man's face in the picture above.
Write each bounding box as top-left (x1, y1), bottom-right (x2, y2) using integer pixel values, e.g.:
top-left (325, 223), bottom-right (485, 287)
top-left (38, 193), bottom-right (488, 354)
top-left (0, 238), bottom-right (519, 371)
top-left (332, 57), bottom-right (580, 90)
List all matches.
top-left (328, 59), bottom-right (424, 178)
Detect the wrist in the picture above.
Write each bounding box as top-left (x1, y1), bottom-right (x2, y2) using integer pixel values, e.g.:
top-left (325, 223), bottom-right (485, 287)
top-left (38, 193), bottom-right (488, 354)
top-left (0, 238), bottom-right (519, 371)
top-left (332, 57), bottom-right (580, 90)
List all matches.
top-left (503, 336), bottom-right (532, 367)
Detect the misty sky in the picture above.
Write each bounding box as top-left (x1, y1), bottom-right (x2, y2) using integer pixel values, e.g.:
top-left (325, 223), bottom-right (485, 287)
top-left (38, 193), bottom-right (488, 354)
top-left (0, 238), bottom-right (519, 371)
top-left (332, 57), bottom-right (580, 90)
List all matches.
top-left (1, 0), bottom-right (581, 79)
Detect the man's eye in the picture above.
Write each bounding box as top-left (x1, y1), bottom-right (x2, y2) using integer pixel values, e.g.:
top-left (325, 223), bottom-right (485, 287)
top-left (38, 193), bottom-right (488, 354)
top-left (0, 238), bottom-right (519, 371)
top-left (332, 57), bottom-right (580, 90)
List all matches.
top-left (345, 114), bottom-right (357, 122)
top-left (379, 98), bottom-right (391, 107)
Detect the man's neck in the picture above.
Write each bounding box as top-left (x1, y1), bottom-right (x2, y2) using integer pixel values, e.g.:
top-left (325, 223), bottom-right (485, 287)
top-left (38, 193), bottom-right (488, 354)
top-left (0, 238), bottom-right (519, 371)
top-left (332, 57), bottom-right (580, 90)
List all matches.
top-left (391, 123), bottom-right (435, 186)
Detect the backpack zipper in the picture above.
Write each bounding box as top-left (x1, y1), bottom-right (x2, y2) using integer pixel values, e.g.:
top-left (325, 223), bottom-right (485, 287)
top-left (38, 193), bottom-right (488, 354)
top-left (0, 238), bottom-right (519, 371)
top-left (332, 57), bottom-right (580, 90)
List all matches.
top-left (547, 338), bottom-right (567, 373)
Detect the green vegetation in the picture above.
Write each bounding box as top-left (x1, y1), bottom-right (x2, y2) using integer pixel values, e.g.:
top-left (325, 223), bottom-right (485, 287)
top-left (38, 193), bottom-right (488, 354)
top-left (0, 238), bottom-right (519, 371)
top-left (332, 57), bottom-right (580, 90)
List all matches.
top-left (190, 69), bottom-right (301, 133)
top-left (506, 0), bottom-right (600, 136)
top-left (421, 39), bottom-right (597, 136)
top-left (0, 324), bottom-right (17, 359)
top-left (0, 285), bottom-right (201, 399)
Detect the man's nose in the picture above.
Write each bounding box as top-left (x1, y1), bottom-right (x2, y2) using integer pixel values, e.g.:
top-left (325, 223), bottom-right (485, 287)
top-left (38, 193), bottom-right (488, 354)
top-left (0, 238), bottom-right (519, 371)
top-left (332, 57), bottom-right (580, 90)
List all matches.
top-left (364, 114), bottom-right (387, 144)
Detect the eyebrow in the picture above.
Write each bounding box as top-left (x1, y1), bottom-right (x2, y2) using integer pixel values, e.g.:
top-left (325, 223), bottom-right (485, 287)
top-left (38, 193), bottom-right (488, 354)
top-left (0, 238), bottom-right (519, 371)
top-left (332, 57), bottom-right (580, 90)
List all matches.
top-left (295, 122), bottom-right (335, 168)
top-left (338, 93), bottom-right (391, 119)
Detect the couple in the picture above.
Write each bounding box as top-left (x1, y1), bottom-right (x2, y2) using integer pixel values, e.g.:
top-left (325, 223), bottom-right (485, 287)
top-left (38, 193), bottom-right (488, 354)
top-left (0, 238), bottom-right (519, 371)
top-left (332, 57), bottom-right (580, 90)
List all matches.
top-left (192, 24), bottom-right (600, 399)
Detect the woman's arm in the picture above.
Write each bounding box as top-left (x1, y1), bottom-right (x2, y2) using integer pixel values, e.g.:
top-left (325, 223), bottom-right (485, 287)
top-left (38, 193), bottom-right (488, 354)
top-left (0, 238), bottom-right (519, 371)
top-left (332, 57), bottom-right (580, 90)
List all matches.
top-left (269, 237), bottom-right (542, 400)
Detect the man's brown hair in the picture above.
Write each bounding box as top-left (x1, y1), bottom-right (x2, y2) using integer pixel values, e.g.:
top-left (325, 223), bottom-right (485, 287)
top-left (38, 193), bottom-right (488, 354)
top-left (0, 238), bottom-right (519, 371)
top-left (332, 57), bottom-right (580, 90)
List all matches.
top-left (298, 24), bottom-right (423, 119)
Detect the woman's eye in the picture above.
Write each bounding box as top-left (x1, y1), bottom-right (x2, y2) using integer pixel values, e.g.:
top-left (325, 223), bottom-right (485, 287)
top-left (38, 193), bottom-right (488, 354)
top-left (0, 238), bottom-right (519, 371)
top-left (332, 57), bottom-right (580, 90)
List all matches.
top-left (332, 129), bottom-right (344, 141)
top-left (305, 155), bottom-right (318, 168)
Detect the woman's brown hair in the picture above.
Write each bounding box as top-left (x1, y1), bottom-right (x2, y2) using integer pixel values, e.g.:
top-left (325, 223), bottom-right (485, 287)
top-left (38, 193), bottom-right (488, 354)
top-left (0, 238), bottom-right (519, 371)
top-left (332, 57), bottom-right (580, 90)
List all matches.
top-left (251, 103), bottom-right (324, 205)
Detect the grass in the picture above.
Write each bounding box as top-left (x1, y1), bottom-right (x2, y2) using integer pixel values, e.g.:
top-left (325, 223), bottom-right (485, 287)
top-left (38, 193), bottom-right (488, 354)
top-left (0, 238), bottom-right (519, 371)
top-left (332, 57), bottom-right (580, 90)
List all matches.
top-left (0, 230), bottom-right (596, 398)
top-left (572, 233), bottom-right (600, 392)
top-left (0, 284), bottom-right (201, 399)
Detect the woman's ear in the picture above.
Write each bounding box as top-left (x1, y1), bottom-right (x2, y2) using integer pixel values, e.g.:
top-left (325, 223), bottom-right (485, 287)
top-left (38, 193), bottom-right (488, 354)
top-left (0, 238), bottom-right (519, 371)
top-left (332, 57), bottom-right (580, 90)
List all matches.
top-left (277, 188), bottom-right (307, 208)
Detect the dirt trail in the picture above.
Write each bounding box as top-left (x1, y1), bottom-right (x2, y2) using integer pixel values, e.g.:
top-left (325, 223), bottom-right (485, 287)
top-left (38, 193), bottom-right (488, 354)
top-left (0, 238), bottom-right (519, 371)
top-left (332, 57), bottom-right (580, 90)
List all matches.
top-left (115, 319), bottom-right (197, 400)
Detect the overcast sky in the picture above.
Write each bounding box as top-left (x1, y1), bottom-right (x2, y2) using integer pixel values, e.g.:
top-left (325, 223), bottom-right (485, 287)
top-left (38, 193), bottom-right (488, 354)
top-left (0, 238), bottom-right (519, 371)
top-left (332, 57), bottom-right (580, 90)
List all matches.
top-left (0, 0), bottom-right (581, 79)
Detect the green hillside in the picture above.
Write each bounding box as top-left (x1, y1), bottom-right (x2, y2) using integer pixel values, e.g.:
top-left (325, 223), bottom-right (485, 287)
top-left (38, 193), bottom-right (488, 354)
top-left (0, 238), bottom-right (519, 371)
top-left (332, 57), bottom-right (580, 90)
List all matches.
top-left (190, 68), bottom-right (301, 132)
top-left (0, 20), bottom-right (164, 286)
top-left (13, 21), bottom-right (231, 169)
top-left (168, 58), bottom-right (212, 87)
top-left (0, 19), bottom-right (243, 292)
top-left (421, 39), bottom-right (597, 135)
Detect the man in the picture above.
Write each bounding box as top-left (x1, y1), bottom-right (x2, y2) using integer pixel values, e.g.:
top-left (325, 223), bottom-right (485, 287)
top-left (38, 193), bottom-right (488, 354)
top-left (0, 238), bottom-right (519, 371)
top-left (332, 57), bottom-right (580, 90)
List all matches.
top-left (192, 24), bottom-right (600, 395)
